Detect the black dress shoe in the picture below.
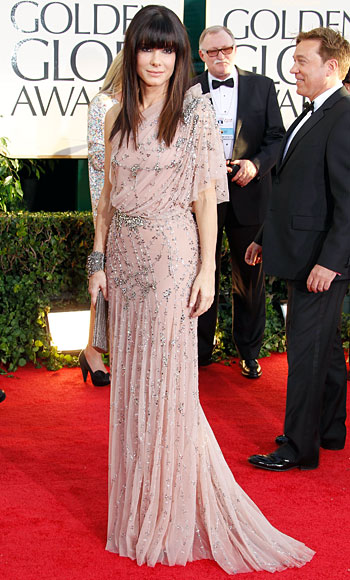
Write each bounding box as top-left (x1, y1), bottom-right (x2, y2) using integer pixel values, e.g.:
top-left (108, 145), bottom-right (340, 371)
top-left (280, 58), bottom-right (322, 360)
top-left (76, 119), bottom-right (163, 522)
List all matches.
top-left (248, 451), bottom-right (318, 471)
top-left (79, 350), bottom-right (110, 387)
top-left (0, 389), bottom-right (6, 403)
top-left (239, 359), bottom-right (262, 379)
top-left (276, 434), bottom-right (345, 451)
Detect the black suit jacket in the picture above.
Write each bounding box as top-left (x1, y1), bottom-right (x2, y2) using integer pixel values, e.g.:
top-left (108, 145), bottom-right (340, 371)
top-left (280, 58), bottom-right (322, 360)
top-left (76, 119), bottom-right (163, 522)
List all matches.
top-left (260, 86), bottom-right (350, 281)
top-left (193, 69), bottom-right (285, 226)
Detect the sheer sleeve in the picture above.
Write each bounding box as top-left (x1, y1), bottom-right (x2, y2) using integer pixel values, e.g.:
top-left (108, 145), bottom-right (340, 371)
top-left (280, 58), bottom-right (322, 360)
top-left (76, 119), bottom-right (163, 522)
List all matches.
top-left (88, 93), bottom-right (118, 222)
top-left (187, 84), bottom-right (229, 204)
top-left (88, 94), bottom-right (114, 171)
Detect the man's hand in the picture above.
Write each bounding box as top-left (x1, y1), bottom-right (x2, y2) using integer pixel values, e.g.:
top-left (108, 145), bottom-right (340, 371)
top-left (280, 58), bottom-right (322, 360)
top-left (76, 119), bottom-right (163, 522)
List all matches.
top-left (245, 242), bottom-right (262, 266)
top-left (228, 159), bottom-right (258, 187)
top-left (307, 264), bottom-right (337, 293)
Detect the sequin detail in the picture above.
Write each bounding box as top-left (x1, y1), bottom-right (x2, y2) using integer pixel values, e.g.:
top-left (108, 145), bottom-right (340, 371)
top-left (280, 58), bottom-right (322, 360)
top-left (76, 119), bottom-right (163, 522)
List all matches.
top-left (114, 210), bottom-right (145, 231)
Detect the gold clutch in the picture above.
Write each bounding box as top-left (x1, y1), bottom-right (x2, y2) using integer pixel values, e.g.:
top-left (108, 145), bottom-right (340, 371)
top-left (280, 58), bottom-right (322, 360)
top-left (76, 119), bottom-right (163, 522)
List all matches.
top-left (92, 290), bottom-right (108, 353)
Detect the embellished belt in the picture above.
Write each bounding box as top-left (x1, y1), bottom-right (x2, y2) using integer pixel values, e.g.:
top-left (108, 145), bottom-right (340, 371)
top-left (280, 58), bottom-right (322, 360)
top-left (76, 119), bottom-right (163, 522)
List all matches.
top-left (113, 209), bottom-right (190, 230)
top-left (114, 210), bottom-right (145, 230)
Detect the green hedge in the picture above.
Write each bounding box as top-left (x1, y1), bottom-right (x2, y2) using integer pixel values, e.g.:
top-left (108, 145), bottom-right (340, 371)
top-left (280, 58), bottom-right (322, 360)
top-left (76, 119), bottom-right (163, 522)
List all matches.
top-left (0, 212), bottom-right (348, 371)
top-left (0, 212), bottom-right (93, 371)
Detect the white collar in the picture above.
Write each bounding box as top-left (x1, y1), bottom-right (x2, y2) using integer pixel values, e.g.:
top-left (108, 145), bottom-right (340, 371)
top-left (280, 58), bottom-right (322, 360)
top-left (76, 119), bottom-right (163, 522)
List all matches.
top-left (312, 80), bottom-right (343, 112)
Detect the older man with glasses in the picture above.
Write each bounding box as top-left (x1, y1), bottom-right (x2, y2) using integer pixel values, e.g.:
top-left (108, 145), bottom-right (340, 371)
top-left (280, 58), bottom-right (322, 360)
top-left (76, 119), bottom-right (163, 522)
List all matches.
top-left (194, 25), bottom-right (285, 379)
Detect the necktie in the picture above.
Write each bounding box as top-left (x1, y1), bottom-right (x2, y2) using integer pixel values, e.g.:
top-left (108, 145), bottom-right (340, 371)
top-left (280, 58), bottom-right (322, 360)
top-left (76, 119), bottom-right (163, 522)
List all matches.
top-left (212, 78), bottom-right (234, 90)
top-left (303, 100), bottom-right (314, 113)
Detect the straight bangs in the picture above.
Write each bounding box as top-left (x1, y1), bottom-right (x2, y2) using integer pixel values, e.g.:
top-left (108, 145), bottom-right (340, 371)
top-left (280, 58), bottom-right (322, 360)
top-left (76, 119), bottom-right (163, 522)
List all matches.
top-left (110, 5), bottom-right (192, 148)
top-left (136, 23), bottom-right (179, 54)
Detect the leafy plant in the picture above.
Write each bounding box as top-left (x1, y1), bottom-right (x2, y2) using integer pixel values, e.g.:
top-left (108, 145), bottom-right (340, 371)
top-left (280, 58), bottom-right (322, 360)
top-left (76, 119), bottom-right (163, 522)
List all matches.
top-left (0, 212), bottom-right (94, 371)
top-left (0, 138), bottom-right (47, 211)
top-left (20, 158), bottom-right (49, 180)
top-left (0, 138), bottom-right (25, 212)
top-left (341, 312), bottom-right (350, 353)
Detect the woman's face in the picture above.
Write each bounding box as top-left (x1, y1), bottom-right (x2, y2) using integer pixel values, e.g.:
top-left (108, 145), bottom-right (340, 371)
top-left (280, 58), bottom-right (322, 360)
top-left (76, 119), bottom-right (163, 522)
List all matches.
top-left (136, 47), bottom-right (176, 91)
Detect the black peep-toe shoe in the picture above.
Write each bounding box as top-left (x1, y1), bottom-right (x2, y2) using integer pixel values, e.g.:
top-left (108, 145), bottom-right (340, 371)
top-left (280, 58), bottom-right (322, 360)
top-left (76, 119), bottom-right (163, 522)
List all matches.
top-left (79, 350), bottom-right (110, 387)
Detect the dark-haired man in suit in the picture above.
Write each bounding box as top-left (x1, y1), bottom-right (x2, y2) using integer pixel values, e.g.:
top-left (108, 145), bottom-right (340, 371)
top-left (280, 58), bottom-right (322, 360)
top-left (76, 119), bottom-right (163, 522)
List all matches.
top-left (246, 27), bottom-right (350, 471)
top-left (194, 26), bottom-right (285, 378)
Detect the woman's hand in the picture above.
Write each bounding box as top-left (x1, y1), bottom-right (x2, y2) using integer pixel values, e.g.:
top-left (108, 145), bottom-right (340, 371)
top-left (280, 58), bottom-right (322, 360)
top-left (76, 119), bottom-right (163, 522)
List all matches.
top-left (189, 268), bottom-right (215, 318)
top-left (89, 271), bottom-right (108, 307)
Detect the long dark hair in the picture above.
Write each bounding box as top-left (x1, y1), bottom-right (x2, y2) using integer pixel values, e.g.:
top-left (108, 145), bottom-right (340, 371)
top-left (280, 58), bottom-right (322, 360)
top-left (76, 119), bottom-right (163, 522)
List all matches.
top-left (110, 5), bottom-right (193, 148)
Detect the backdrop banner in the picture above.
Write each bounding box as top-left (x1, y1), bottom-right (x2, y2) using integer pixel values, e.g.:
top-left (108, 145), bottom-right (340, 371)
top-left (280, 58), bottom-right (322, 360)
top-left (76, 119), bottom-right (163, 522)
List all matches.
top-left (206, 1), bottom-right (350, 128)
top-left (0, 0), bottom-right (183, 158)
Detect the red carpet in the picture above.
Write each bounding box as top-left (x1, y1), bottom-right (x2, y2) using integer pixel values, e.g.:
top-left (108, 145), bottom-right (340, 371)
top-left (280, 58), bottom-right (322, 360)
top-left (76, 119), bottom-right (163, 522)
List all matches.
top-left (1, 354), bottom-right (349, 580)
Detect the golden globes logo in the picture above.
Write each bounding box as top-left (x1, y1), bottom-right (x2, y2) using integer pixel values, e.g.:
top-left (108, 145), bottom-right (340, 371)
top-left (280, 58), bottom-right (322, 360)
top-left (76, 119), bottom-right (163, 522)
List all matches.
top-left (10, 1), bottom-right (135, 116)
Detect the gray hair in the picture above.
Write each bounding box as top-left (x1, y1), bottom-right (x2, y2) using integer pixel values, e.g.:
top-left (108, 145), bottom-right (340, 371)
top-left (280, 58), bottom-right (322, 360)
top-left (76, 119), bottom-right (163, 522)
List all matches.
top-left (199, 26), bottom-right (235, 49)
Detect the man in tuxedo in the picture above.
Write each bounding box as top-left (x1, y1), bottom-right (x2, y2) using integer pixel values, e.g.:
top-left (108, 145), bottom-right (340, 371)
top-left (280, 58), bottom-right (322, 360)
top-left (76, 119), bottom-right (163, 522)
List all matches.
top-left (246, 27), bottom-right (350, 471)
top-left (195, 26), bottom-right (285, 378)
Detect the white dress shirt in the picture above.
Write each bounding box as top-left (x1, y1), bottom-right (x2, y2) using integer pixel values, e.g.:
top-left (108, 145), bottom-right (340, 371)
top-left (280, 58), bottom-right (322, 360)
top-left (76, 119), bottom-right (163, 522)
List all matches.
top-left (283, 81), bottom-right (343, 160)
top-left (209, 67), bottom-right (238, 160)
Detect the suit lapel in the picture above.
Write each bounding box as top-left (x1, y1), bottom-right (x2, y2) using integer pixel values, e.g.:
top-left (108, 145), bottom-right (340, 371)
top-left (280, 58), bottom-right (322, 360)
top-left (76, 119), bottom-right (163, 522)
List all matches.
top-left (232, 68), bottom-right (248, 159)
top-left (280, 108), bottom-right (324, 168)
top-left (277, 87), bottom-right (347, 172)
top-left (198, 71), bottom-right (210, 95)
top-left (276, 107), bottom-right (311, 171)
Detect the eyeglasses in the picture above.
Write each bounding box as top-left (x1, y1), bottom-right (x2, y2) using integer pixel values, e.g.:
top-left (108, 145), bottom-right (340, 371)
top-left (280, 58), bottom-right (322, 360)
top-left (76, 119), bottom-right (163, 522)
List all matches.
top-left (201, 46), bottom-right (234, 58)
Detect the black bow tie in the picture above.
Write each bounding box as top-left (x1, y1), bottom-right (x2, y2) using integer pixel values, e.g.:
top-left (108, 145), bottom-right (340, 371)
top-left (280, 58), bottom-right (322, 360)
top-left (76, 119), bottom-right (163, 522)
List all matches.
top-left (212, 78), bottom-right (234, 90)
top-left (303, 100), bottom-right (314, 113)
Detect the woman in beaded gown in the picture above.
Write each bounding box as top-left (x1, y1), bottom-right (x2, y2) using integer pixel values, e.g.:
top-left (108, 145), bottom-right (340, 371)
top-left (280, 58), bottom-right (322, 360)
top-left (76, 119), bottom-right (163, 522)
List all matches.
top-left (88, 5), bottom-right (315, 575)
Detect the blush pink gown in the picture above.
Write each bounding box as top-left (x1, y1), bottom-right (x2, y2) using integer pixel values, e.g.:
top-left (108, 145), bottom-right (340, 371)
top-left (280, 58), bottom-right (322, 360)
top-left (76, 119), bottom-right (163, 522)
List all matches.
top-left (105, 85), bottom-right (315, 574)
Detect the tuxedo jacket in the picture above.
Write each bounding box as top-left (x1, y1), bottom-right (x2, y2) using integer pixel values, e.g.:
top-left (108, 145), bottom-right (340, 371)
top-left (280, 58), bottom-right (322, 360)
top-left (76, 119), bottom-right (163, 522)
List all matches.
top-left (259, 86), bottom-right (350, 281)
top-left (193, 69), bottom-right (285, 226)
